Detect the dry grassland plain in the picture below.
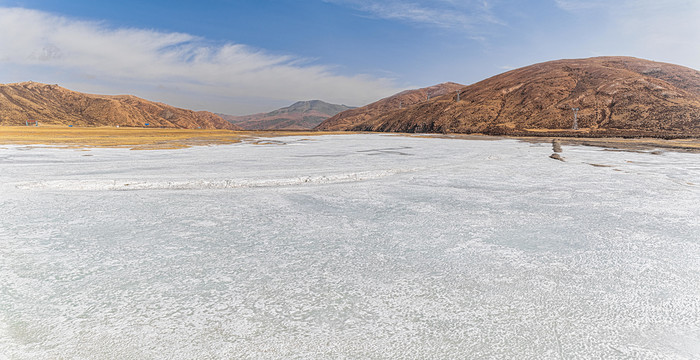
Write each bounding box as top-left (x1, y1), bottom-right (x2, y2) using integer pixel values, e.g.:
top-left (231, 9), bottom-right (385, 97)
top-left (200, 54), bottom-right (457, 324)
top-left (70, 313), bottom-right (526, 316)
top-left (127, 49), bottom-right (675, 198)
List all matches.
top-left (1, 126), bottom-right (700, 152)
top-left (0, 126), bottom-right (343, 150)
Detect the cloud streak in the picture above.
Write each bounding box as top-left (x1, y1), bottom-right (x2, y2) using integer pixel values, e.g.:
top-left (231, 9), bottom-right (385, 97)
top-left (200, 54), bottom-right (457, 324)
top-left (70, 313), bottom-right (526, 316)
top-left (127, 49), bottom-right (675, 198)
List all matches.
top-left (326, 0), bottom-right (503, 32)
top-left (0, 7), bottom-right (402, 114)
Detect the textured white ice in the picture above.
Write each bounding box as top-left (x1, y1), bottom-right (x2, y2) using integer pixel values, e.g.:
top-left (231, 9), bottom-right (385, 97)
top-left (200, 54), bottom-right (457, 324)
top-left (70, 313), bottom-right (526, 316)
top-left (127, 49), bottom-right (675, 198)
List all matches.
top-left (1, 134), bottom-right (699, 359)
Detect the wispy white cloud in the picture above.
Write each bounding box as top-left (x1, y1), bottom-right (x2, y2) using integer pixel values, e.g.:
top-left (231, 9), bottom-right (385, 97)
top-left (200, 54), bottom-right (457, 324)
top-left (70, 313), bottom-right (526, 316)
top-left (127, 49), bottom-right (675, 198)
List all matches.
top-left (326, 0), bottom-right (503, 31)
top-left (0, 7), bottom-right (403, 114)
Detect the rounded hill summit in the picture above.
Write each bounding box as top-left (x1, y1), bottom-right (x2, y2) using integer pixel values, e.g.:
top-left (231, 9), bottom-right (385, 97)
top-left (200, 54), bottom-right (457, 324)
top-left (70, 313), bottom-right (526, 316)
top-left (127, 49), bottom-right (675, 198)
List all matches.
top-left (316, 57), bottom-right (700, 137)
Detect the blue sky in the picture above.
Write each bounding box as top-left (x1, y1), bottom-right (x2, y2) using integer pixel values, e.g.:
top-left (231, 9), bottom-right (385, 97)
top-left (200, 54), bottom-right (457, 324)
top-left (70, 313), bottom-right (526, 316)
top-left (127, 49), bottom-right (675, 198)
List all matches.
top-left (1, 0), bottom-right (699, 114)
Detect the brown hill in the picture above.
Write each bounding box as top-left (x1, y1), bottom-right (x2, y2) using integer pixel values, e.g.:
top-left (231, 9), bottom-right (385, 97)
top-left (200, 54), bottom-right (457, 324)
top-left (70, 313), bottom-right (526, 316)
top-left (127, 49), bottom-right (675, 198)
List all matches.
top-left (0, 82), bottom-right (240, 129)
top-left (220, 100), bottom-right (353, 130)
top-left (316, 57), bottom-right (700, 137)
top-left (316, 82), bottom-right (464, 131)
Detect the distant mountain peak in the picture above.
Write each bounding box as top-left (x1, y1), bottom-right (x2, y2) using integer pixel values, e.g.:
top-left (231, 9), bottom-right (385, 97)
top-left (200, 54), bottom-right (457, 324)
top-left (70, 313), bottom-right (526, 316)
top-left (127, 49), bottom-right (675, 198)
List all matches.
top-left (220, 100), bottom-right (354, 130)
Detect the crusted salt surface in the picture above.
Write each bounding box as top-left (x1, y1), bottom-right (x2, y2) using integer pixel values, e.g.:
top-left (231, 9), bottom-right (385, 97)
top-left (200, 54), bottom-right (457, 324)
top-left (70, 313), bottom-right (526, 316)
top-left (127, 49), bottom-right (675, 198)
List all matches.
top-left (1, 134), bottom-right (699, 359)
top-left (14, 169), bottom-right (415, 191)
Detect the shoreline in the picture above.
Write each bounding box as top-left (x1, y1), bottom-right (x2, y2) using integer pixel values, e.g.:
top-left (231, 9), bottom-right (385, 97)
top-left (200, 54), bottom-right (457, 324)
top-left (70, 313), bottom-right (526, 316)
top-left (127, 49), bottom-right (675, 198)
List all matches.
top-left (1, 126), bottom-right (700, 152)
top-left (512, 135), bottom-right (700, 153)
top-left (403, 132), bottom-right (700, 153)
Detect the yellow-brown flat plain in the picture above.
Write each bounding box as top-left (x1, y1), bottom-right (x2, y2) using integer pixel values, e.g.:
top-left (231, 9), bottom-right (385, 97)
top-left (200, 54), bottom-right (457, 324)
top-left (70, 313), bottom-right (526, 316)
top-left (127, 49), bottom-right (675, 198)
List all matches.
top-left (0, 126), bottom-right (341, 150)
top-left (2, 126), bottom-right (699, 152)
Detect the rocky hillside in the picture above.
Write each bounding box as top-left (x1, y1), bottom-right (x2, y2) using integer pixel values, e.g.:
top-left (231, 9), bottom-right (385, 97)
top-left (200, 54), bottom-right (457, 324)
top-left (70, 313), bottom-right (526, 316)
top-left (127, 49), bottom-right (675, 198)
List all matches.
top-left (316, 82), bottom-right (464, 131)
top-left (316, 57), bottom-right (700, 137)
top-left (221, 100), bottom-right (353, 130)
top-left (0, 82), bottom-right (240, 129)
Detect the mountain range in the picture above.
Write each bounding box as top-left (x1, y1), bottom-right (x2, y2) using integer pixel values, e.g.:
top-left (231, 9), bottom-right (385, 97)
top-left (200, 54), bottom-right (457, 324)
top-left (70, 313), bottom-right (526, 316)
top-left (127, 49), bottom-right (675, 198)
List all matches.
top-left (3, 56), bottom-right (700, 137)
top-left (219, 100), bottom-right (353, 130)
top-left (316, 57), bottom-right (700, 137)
top-left (0, 82), bottom-right (239, 129)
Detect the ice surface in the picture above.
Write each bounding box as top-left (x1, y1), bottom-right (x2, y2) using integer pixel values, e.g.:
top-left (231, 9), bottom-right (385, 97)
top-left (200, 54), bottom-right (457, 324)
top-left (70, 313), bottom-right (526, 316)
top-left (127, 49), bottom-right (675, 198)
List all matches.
top-left (1, 134), bottom-right (699, 359)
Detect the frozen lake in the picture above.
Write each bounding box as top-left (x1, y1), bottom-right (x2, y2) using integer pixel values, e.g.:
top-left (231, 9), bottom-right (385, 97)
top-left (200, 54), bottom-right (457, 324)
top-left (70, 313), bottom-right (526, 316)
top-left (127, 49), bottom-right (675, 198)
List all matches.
top-left (1, 134), bottom-right (699, 359)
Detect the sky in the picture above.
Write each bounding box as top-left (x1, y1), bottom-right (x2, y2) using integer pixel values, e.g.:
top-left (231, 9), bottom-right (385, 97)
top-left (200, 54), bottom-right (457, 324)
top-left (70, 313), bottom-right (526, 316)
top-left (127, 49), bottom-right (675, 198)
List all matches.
top-left (0, 0), bottom-right (699, 115)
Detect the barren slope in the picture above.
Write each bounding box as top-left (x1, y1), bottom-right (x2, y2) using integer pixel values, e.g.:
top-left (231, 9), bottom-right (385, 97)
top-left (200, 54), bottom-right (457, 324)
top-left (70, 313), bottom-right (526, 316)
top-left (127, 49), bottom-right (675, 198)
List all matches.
top-left (0, 82), bottom-right (240, 129)
top-left (318, 57), bottom-right (700, 137)
top-left (316, 82), bottom-right (464, 131)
